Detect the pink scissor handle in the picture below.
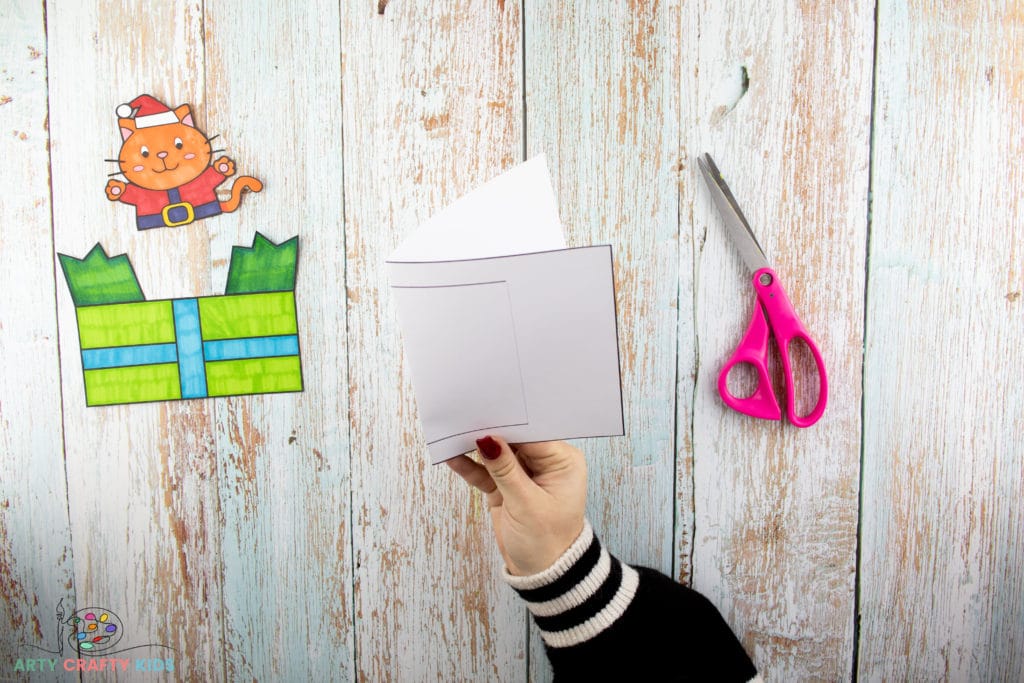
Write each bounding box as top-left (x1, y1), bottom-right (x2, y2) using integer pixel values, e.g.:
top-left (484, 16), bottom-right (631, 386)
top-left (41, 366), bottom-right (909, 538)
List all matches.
top-left (718, 268), bottom-right (829, 427)
top-left (753, 267), bottom-right (828, 427)
top-left (717, 299), bottom-right (783, 421)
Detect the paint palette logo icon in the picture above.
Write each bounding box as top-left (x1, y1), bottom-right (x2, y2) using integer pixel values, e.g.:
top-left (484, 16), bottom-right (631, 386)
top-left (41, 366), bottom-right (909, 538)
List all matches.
top-left (66, 608), bottom-right (122, 654)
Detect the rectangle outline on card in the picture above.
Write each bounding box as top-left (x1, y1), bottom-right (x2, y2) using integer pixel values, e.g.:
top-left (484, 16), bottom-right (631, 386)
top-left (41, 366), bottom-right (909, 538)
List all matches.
top-left (391, 279), bottom-right (532, 444)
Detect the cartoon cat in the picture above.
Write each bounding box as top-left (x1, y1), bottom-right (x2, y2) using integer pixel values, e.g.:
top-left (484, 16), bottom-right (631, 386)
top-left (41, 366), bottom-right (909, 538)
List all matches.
top-left (105, 94), bottom-right (262, 230)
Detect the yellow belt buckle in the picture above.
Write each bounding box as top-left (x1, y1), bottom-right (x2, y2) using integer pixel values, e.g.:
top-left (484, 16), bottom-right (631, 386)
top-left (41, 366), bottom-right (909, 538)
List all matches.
top-left (162, 201), bottom-right (195, 227)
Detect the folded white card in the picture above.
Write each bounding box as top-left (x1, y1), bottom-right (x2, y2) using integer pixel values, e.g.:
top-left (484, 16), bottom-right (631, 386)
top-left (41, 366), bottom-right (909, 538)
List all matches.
top-left (388, 157), bottom-right (624, 463)
top-left (389, 156), bottom-right (566, 262)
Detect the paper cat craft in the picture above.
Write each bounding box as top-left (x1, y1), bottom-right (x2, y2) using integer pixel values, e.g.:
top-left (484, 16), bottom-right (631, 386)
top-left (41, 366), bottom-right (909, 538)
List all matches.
top-left (105, 94), bottom-right (262, 230)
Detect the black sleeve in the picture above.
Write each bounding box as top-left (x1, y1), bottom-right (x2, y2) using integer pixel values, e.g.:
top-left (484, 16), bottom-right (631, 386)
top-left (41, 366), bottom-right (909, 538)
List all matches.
top-left (504, 520), bottom-right (759, 682)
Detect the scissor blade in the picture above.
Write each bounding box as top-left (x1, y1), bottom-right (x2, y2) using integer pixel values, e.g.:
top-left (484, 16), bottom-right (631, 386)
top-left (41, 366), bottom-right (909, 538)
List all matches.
top-left (697, 153), bottom-right (771, 274)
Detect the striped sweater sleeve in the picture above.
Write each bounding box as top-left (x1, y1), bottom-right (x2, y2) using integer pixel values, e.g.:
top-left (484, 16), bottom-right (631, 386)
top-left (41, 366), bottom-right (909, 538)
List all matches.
top-left (504, 520), bottom-right (760, 682)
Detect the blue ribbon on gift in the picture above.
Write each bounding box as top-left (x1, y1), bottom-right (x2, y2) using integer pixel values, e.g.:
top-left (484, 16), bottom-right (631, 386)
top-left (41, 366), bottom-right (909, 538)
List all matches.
top-left (80, 298), bottom-right (299, 400)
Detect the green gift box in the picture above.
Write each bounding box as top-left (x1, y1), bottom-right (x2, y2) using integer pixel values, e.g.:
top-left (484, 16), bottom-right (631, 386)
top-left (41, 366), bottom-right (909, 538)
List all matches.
top-left (60, 233), bottom-right (302, 406)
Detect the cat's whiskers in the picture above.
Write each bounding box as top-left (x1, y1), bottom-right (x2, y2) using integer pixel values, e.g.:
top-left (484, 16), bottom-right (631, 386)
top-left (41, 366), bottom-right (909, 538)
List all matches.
top-left (104, 158), bottom-right (126, 163)
top-left (206, 134), bottom-right (221, 142)
top-left (107, 170), bottom-right (127, 177)
top-left (211, 149), bottom-right (226, 154)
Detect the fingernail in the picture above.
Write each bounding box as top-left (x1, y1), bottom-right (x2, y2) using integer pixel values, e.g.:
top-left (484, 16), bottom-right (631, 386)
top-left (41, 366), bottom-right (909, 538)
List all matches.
top-left (476, 436), bottom-right (502, 460)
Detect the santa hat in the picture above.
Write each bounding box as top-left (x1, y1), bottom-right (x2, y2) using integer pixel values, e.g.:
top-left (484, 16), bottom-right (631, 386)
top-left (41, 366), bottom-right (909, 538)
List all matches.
top-left (115, 95), bottom-right (179, 128)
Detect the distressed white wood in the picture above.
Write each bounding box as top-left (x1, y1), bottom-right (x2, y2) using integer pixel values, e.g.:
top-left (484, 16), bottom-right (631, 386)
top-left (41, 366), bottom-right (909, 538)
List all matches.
top-left (0, 2), bottom-right (76, 677)
top-left (683, 2), bottom-right (874, 679)
top-left (202, 0), bottom-right (352, 679)
top-left (859, 2), bottom-right (1024, 680)
top-left (524, 2), bottom-right (682, 679)
top-left (340, 1), bottom-right (526, 679)
top-left (46, 1), bottom-right (225, 675)
top-left (4, 2), bottom-right (1024, 681)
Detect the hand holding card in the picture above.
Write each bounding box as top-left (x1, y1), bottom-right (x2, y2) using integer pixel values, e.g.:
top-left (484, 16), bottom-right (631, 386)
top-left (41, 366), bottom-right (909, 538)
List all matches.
top-left (388, 157), bottom-right (624, 463)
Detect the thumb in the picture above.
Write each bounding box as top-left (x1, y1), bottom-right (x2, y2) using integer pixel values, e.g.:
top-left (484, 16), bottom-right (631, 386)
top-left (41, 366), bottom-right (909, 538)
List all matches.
top-left (475, 435), bottom-right (535, 503)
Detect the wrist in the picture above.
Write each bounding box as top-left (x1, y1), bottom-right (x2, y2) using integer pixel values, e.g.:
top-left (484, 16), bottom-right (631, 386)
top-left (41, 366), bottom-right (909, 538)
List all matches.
top-left (506, 517), bottom-right (587, 577)
top-left (504, 520), bottom-right (593, 587)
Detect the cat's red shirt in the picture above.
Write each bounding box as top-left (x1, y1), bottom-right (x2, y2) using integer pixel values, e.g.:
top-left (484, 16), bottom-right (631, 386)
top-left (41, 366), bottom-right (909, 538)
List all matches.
top-left (118, 166), bottom-right (226, 214)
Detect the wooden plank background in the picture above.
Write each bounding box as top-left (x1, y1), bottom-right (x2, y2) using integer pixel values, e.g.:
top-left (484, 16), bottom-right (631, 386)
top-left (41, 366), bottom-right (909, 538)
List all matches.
top-left (684, 3), bottom-right (874, 680)
top-left (0, 1), bottom-right (1021, 681)
top-left (859, 2), bottom-right (1024, 681)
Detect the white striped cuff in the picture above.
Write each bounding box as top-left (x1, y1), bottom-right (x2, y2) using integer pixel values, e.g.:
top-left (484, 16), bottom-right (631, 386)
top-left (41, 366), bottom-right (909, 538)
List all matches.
top-left (541, 563), bottom-right (639, 648)
top-left (503, 519), bottom-right (640, 649)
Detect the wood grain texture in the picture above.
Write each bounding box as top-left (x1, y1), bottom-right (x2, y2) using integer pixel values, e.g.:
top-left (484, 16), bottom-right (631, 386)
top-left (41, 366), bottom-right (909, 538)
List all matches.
top-left (202, 0), bottom-right (352, 679)
top-left (859, 2), bottom-right (1024, 680)
top-left (47, 1), bottom-right (223, 677)
top-left (683, 2), bottom-right (874, 679)
top-left (0, 1), bottom-right (76, 678)
top-left (340, 1), bottom-right (526, 679)
top-left (4, 2), bottom-right (1024, 681)
top-left (524, 2), bottom-right (681, 679)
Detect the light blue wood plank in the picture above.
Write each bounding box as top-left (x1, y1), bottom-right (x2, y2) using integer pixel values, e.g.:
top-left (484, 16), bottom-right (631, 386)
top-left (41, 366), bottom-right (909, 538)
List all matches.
top-left (341, 1), bottom-right (527, 679)
top-left (684, 2), bottom-right (872, 679)
top-left (525, 1), bottom-right (682, 679)
top-left (859, 2), bottom-right (1024, 679)
top-left (47, 2), bottom-right (227, 678)
top-left (0, 2), bottom-right (76, 680)
top-left (201, 0), bottom-right (353, 679)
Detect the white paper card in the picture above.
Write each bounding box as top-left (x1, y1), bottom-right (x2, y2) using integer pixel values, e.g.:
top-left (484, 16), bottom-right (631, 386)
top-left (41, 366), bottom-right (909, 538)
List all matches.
top-left (388, 158), bottom-right (624, 464)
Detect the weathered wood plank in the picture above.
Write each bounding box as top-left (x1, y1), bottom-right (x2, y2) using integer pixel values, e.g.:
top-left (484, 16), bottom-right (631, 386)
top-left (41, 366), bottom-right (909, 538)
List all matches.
top-left (683, 2), bottom-right (874, 679)
top-left (47, 1), bottom-right (224, 677)
top-left (341, 1), bottom-right (525, 679)
top-left (524, 1), bottom-right (682, 679)
top-left (0, 2), bottom-right (76, 678)
top-left (859, 3), bottom-right (1024, 680)
top-left (201, 0), bottom-right (352, 678)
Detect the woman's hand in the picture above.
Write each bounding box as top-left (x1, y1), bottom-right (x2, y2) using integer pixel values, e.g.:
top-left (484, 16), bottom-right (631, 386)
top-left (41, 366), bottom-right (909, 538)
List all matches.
top-left (446, 436), bottom-right (586, 576)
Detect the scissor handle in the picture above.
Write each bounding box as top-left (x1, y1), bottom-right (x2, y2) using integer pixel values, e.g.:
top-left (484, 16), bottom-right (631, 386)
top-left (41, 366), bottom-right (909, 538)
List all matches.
top-left (752, 267), bottom-right (828, 427)
top-left (717, 298), bottom-right (783, 421)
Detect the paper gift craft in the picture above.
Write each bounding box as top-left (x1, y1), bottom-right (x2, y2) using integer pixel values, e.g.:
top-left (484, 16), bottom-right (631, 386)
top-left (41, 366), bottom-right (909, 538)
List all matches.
top-left (388, 157), bottom-right (624, 463)
top-left (59, 233), bottom-right (302, 406)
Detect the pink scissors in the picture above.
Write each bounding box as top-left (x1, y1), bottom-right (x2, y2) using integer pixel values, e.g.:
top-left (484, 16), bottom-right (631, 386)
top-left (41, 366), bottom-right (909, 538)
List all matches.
top-left (697, 153), bottom-right (828, 427)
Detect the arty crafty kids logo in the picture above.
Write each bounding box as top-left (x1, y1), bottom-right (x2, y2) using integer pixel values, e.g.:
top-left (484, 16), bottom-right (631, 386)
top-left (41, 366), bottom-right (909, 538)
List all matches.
top-left (15, 599), bottom-right (176, 674)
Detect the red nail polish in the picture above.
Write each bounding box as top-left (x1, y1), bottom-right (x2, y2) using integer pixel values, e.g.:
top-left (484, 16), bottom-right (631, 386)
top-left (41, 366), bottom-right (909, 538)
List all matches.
top-left (476, 436), bottom-right (502, 460)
